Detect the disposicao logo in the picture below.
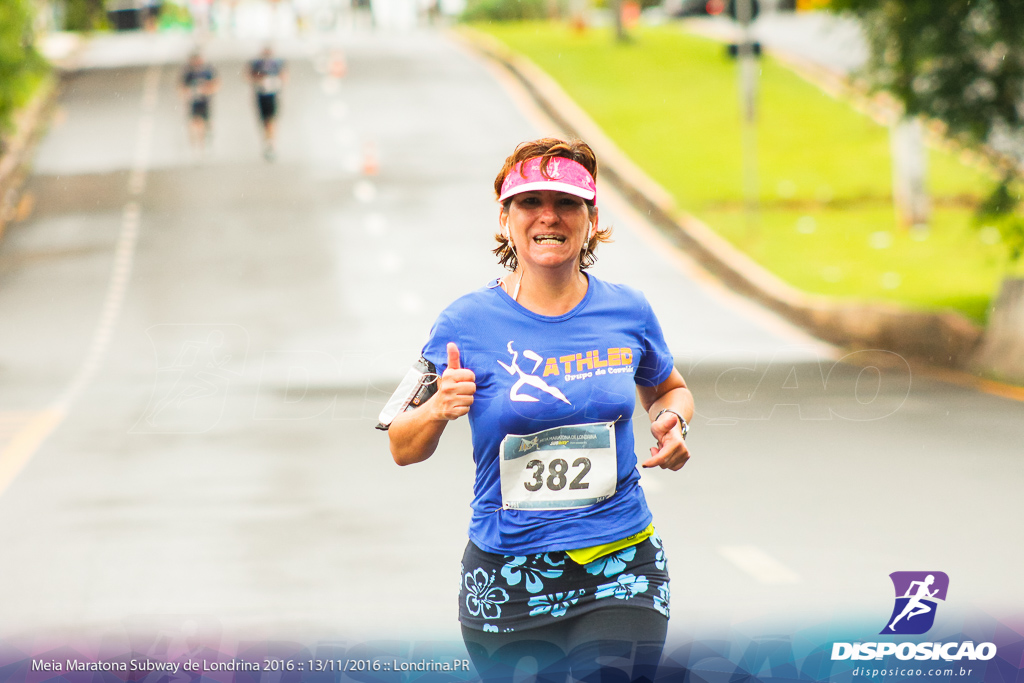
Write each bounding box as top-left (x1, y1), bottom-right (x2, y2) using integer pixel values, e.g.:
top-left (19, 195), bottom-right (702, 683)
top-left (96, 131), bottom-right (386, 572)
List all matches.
top-left (881, 571), bottom-right (948, 635)
top-left (830, 572), bottom-right (998, 663)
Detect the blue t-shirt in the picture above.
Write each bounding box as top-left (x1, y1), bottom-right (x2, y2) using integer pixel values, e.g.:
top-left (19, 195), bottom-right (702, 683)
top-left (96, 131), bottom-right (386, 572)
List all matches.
top-left (182, 65), bottom-right (217, 102)
top-left (250, 58), bottom-right (285, 94)
top-left (421, 274), bottom-right (675, 555)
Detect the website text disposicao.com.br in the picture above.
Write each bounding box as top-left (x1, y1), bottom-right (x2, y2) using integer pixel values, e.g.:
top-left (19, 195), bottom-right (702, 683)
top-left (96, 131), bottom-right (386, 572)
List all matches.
top-left (851, 665), bottom-right (979, 678)
top-left (836, 640), bottom-right (996, 679)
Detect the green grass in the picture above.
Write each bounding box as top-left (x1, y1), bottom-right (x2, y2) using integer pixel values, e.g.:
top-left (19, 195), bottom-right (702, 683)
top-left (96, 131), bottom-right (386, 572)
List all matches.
top-left (158, 2), bottom-right (195, 30)
top-left (472, 22), bottom-right (1013, 323)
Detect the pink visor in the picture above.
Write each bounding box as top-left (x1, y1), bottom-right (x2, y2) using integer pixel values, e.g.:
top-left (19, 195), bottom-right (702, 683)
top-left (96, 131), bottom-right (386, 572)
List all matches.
top-left (499, 156), bottom-right (597, 202)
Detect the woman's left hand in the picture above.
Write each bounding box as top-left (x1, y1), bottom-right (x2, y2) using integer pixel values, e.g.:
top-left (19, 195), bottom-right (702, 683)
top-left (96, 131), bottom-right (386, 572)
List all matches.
top-left (642, 411), bottom-right (690, 471)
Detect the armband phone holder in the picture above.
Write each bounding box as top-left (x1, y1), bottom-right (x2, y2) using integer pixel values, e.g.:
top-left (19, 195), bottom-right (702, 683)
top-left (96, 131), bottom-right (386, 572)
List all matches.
top-left (375, 357), bottom-right (438, 431)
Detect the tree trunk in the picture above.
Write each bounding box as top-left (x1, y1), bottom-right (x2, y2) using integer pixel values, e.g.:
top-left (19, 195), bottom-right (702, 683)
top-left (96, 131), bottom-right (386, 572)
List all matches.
top-left (612, 0), bottom-right (626, 42)
top-left (890, 116), bottom-right (930, 227)
top-left (971, 277), bottom-right (1024, 383)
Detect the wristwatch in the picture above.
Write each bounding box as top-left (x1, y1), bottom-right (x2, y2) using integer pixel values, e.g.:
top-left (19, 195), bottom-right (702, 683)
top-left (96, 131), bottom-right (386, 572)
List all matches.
top-left (655, 408), bottom-right (689, 440)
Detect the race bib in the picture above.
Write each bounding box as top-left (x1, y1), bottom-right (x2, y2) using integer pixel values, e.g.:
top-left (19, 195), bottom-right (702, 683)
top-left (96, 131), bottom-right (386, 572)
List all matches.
top-left (499, 423), bottom-right (617, 511)
top-left (258, 75), bottom-right (282, 94)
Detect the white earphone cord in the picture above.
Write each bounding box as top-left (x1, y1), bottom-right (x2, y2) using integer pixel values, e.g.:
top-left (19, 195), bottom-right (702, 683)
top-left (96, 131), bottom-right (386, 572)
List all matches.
top-left (502, 220), bottom-right (523, 302)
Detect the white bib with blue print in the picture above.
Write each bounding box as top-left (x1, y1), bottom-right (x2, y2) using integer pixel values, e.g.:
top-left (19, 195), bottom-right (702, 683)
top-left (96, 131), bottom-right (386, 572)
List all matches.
top-left (499, 422), bottom-right (617, 511)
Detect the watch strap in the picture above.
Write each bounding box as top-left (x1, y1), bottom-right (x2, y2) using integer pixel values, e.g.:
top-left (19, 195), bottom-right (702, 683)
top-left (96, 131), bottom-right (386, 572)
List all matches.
top-left (655, 408), bottom-right (689, 439)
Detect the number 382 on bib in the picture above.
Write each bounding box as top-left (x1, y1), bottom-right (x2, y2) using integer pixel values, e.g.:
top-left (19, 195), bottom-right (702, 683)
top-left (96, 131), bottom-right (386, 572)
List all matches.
top-left (499, 423), bottom-right (617, 511)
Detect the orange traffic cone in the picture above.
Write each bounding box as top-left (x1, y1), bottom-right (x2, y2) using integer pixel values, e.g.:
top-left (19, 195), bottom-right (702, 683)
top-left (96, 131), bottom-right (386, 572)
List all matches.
top-left (329, 50), bottom-right (348, 79)
top-left (362, 143), bottom-right (379, 176)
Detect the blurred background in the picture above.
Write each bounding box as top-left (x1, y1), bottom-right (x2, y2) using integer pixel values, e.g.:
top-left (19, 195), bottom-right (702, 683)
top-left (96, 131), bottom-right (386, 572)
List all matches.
top-left (0, 0), bottom-right (1022, 675)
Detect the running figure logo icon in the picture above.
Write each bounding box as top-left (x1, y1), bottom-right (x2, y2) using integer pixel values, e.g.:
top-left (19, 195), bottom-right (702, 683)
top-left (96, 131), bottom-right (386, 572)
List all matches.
top-left (517, 436), bottom-right (540, 452)
top-left (881, 571), bottom-right (949, 635)
top-left (497, 342), bottom-right (571, 405)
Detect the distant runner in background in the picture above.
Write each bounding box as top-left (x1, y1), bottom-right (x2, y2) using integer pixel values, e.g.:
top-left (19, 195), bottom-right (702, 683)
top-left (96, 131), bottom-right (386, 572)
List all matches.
top-left (180, 51), bottom-right (220, 157)
top-left (142, 0), bottom-right (162, 31)
top-left (248, 46), bottom-right (287, 161)
top-left (188, 0), bottom-right (213, 34)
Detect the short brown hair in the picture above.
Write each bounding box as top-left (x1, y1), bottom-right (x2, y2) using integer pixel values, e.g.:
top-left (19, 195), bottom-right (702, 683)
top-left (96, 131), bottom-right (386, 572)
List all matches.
top-left (493, 138), bottom-right (612, 271)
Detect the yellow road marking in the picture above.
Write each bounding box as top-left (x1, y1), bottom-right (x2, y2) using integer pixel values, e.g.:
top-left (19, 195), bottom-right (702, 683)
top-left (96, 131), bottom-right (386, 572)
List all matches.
top-left (0, 409), bottom-right (66, 495)
top-left (915, 365), bottom-right (1024, 403)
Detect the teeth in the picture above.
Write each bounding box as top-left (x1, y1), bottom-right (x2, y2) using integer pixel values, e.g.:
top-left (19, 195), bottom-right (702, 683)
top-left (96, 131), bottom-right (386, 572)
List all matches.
top-left (534, 235), bottom-right (565, 244)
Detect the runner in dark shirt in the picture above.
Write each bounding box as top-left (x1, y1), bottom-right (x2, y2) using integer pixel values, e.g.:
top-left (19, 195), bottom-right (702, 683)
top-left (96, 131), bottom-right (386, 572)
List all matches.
top-left (180, 51), bottom-right (220, 156)
top-left (248, 46), bottom-right (287, 161)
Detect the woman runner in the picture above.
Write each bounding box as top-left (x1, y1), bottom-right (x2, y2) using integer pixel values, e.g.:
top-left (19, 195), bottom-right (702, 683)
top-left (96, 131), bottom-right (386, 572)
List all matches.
top-left (386, 138), bottom-right (694, 682)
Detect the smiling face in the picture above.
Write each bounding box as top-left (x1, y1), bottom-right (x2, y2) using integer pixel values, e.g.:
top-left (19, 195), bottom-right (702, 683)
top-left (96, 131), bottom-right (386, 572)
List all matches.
top-left (500, 190), bottom-right (597, 274)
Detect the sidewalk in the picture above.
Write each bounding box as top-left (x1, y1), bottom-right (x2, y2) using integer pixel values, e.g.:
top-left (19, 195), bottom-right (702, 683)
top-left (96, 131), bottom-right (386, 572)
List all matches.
top-left (684, 11), bottom-right (867, 75)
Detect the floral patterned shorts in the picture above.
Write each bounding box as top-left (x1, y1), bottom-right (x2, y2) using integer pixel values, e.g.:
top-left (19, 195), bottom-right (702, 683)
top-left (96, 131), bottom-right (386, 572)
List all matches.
top-left (459, 531), bottom-right (670, 633)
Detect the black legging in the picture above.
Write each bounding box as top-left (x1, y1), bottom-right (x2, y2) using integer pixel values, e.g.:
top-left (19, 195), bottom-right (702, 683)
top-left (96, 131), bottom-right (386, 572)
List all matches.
top-left (462, 606), bottom-right (667, 683)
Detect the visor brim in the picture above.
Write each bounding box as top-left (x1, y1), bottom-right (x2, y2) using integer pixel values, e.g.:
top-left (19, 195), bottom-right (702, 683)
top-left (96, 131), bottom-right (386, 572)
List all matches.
top-left (499, 180), bottom-right (596, 203)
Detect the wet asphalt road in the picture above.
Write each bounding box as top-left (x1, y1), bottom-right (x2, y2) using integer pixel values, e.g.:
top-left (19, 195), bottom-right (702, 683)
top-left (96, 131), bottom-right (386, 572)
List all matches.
top-left (0, 24), bottom-right (1022, 648)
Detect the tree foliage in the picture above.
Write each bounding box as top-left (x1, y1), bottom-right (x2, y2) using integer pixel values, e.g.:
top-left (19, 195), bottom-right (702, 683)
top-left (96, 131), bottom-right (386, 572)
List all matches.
top-left (832, 0), bottom-right (1024, 262)
top-left (65, 0), bottom-right (107, 31)
top-left (0, 0), bottom-right (47, 136)
top-left (461, 0), bottom-right (549, 21)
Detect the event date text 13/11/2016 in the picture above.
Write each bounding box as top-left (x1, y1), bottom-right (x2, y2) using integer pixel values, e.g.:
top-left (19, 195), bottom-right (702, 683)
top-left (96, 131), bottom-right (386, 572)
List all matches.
top-left (30, 658), bottom-right (473, 674)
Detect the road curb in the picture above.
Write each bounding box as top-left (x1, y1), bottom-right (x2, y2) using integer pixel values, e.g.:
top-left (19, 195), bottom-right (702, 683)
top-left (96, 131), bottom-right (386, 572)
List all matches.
top-left (0, 32), bottom-right (90, 242)
top-left (452, 27), bottom-right (984, 371)
top-left (0, 76), bottom-right (60, 242)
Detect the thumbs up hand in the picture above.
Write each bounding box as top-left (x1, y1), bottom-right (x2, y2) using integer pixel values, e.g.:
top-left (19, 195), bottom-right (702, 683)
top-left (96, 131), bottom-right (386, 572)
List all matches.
top-left (434, 342), bottom-right (476, 421)
top-left (447, 342), bottom-right (462, 371)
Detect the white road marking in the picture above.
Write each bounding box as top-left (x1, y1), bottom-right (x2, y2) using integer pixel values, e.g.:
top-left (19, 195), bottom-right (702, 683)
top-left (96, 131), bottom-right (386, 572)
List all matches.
top-left (717, 545), bottom-right (801, 584)
top-left (330, 102), bottom-right (349, 119)
top-left (54, 200), bottom-right (142, 410)
top-left (353, 180), bottom-right (376, 203)
top-left (141, 65), bottom-right (160, 110)
top-left (128, 169), bottom-right (146, 195)
top-left (129, 66), bottom-right (160, 196)
top-left (364, 212), bottom-right (387, 235)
